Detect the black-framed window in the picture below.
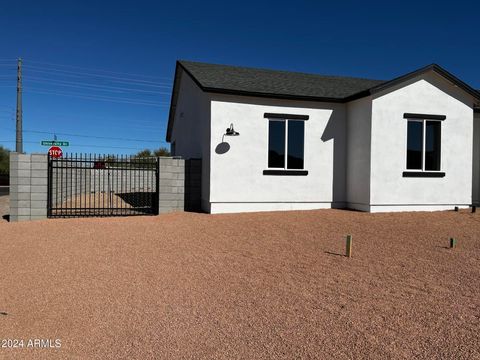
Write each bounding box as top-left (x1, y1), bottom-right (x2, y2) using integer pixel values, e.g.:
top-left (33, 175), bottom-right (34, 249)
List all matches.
top-left (406, 119), bottom-right (441, 171)
top-left (425, 121), bottom-right (441, 171)
top-left (407, 121), bottom-right (423, 170)
top-left (268, 121), bottom-right (285, 168)
top-left (268, 119), bottom-right (305, 170)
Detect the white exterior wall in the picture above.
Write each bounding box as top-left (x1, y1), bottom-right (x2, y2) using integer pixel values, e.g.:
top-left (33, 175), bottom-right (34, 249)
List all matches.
top-left (170, 70), bottom-right (478, 214)
top-left (473, 113), bottom-right (480, 205)
top-left (169, 72), bottom-right (211, 211)
top-left (346, 97), bottom-right (372, 211)
top-left (369, 72), bottom-right (474, 212)
top-left (208, 95), bottom-right (346, 213)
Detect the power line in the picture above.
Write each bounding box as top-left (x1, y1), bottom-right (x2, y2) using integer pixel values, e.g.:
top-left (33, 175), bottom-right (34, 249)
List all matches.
top-left (23, 67), bottom-right (172, 87)
top-left (25, 59), bottom-right (172, 81)
top-left (23, 65), bottom-right (171, 86)
top-left (23, 67), bottom-right (171, 88)
top-left (32, 122), bottom-right (166, 133)
top-left (26, 87), bottom-right (168, 105)
top-left (18, 108), bottom-right (167, 120)
top-left (0, 127), bottom-right (162, 143)
top-left (26, 75), bottom-right (171, 91)
top-left (25, 77), bottom-right (171, 95)
top-left (13, 110), bottom-right (165, 124)
top-left (25, 88), bottom-right (169, 107)
top-left (0, 140), bottom-right (165, 150)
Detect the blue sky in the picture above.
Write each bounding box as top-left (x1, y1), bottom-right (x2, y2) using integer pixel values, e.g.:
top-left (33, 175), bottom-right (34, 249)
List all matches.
top-left (0, 0), bottom-right (478, 154)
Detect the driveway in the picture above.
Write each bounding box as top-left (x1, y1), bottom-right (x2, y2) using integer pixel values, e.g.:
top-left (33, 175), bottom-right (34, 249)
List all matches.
top-left (0, 209), bottom-right (479, 359)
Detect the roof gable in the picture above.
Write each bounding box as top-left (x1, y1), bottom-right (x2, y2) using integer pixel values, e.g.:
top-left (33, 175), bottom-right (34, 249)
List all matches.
top-left (349, 64), bottom-right (480, 102)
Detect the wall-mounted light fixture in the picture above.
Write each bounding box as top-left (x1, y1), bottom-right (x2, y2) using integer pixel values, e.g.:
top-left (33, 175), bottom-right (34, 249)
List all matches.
top-left (225, 123), bottom-right (240, 136)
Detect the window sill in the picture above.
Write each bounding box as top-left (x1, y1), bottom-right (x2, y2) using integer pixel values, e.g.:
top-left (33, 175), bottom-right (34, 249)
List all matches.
top-left (402, 171), bottom-right (445, 178)
top-left (263, 170), bottom-right (308, 176)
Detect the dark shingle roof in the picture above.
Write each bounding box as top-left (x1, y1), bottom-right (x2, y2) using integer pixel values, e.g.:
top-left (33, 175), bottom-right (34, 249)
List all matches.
top-left (179, 60), bottom-right (385, 101)
top-left (167, 61), bottom-right (480, 141)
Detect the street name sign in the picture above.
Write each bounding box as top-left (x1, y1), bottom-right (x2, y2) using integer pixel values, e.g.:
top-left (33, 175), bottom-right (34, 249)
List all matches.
top-left (41, 140), bottom-right (69, 146)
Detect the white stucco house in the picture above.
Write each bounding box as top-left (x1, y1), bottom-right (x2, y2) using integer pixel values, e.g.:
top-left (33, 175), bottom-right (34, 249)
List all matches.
top-left (166, 60), bottom-right (480, 213)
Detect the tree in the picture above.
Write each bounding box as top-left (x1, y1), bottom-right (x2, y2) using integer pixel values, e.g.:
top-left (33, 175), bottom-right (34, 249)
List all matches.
top-left (135, 149), bottom-right (153, 158)
top-left (134, 147), bottom-right (170, 158)
top-left (0, 146), bottom-right (10, 175)
top-left (153, 147), bottom-right (170, 157)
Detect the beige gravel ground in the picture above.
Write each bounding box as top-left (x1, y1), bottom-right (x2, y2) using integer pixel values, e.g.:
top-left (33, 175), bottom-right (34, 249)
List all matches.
top-left (0, 209), bottom-right (479, 359)
top-left (0, 195), bottom-right (10, 224)
top-left (0, 194), bottom-right (8, 222)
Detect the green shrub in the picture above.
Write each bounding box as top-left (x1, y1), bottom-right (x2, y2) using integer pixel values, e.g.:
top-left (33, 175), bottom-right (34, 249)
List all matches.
top-left (0, 146), bottom-right (9, 175)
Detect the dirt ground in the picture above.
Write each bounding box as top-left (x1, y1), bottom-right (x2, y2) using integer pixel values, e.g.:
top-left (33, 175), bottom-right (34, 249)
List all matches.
top-left (57, 192), bottom-right (129, 209)
top-left (0, 194), bottom-right (8, 221)
top-left (0, 209), bottom-right (479, 359)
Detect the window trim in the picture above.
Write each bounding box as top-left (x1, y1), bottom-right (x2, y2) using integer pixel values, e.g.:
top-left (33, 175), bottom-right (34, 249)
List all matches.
top-left (402, 171), bottom-right (445, 178)
top-left (263, 170), bottom-right (308, 176)
top-left (264, 113), bottom-right (309, 120)
top-left (404, 117), bottom-right (443, 175)
top-left (265, 117), bottom-right (307, 173)
top-left (403, 113), bottom-right (446, 121)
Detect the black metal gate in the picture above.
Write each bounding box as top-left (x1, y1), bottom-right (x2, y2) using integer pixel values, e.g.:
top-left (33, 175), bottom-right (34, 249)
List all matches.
top-left (47, 154), bottom-right (159, 218)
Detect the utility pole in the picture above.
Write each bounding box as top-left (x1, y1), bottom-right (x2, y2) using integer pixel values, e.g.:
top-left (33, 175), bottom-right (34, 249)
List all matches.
top-left (16, 58), bottom-right (23, 153)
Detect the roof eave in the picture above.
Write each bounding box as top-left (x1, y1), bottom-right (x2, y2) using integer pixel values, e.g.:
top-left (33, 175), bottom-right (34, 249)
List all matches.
top-left (344, 64), bottom-right (480, 103)
top-left (430, 64), bottom-right (480, 100)
top-left (166, 62), bottom-right (182, 143)
top-left (203, 87), bottom-right (345, 103)
top-left (350, 64), bottom-right (480, 102)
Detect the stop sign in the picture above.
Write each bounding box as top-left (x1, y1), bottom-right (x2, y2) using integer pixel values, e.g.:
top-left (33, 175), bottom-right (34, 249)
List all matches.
top-left (48, 146), bottom-right (63, 158)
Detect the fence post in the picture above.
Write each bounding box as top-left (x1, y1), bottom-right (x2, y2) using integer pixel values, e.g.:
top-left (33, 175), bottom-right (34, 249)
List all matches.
top-left (346, 235), bottom-right (353, 258)
top-left (449, 238), bottom-right (457, 248)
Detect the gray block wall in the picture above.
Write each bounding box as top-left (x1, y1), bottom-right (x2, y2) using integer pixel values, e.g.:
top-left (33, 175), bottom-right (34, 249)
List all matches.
top-left (9, 154), bottom-right (202, 221)
top-left (10, 153), bottom-right (48, 222)
top-left (158, 157), bottom-right (185, 213)
top-left (157, 157), bottom-right (202, 213)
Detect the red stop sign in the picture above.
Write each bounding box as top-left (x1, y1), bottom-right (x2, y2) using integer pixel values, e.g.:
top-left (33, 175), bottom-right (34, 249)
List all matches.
top-left (48, 146), bottom-right (63, 158)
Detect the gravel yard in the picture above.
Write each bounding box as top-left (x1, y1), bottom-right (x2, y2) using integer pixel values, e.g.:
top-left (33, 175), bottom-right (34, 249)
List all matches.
top-left (0, 209), bottom-right (479, 359)
top-left (0, 194), bottom-right (8, 221)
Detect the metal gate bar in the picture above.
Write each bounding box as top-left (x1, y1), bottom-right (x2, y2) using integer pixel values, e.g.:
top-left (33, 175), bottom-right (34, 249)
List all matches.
top-left (47, 153), bottom-right (159, 218)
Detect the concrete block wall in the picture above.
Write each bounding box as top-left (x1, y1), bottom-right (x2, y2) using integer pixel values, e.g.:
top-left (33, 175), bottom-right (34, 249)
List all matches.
top-left (10, 153), bottom-right (48, 221)
top-left (158, 157), bottom-right (185, 213)
top-left (9, 154), bottom-right (202, 220)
